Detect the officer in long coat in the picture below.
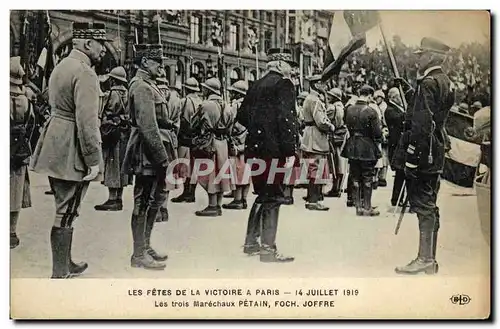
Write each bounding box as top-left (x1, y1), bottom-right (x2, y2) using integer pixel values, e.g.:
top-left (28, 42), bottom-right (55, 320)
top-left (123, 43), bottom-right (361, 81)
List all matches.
top-left (95, 66), bottom-right (132, 211)
top-left (342, 84), bottom-right (383, 217)
top-left (223, 80), bottom-right (249, 210)
top-left (191, 78), bottom-right (233, 217)
top-left (385, 87), bottom-right (406, 207)
top-left (30, 22), bottom-right (109, 278)
top-left (122, 44), bottom-right (175, 270)
top-left (155, 72), bottom-right (181, 222)
top-left (171, 78), bottom-right (202, 203)
top-left (301, 75), bottom-right (335, 211)
top-left (10, 57), bottom-right (34, 249)
top-left (392, 38), bottom-right (455, 275)
top-left (237, 48), bottom-right (297, 262)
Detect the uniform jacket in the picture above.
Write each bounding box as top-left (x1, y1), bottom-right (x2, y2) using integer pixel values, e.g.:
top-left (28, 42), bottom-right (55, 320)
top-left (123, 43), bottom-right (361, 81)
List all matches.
top-left (301, 90), bottom-right (332, 154)
top-left (385, 100), bottom-right (405, 157)
top-left (122, 69), bottom-right (177, 176)
top-left (178, 92), bottom-right (203, 147)
top-left (11, 86), bottom-right (34, 168)
top-left (237, 71), bottom-right (297, 160)
top-left (391, 66), bottom-right (455, 173)
top-left (341, 99), bottom-right (382, 161)
top-left (327, 100), bottom-right (345, 128)
top-left (192, 94), bottom-right (232, 154)
top-left (30, 49), bottom-right (103, 181)
top-left (228, 98), bottom-right (248, 155)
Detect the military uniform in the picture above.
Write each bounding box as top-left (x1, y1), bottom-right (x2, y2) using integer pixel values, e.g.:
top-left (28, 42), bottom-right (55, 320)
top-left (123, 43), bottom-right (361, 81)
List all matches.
top-left (301, 84), bottom-right (334, 211)
top-left (191, 79), bottom-right (233, 217)
top-left (374, 90), bottom-right (389, 187)
top-left (171, 78), bottom-right (202, 203)
top-left (10, 57), bottom-right (34, 249)
top-left (30, 22), bottom-right (110, 278)
top-left (237, 48), bottom-right (297, 262)
top-left (342, 85), bottom-right (383, 216)
top-left (392, 38), bottom-right (455, 275)
top-left (122, 44), bottom-right (174, 270)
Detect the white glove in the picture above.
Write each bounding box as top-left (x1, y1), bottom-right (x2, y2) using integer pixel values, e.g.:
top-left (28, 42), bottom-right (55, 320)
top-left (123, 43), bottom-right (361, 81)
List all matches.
top-left (83, 165), bottom-right (100, 181)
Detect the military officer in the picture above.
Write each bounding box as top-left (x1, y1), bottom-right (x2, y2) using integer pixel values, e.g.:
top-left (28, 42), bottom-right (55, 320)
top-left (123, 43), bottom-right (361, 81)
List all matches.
top-left (223, 80), bottom-right (249, 210)
top-left (191, 78), bottom-right (233, 217)
top-left (155, 71), bottom-right (182, 222)
top-left (342, 84), bottom-right (383, 217)
top-left (374, 90), bottom-right (389, 187)
top-left (122, 44), bottom-right (174, 270)
top-left (325, 87), bottom-right (348, 198)
top-left (301, 75), bottom-right (335, 211)
top-left (95, 66), bottom-right (132, 211)
top-left (10, 57), bottom-right (34, 249)
top-left (392, 37), bottom-right (454, 275)
top-left (30, 22), bottom-right (109, 278)
top-left (171, 78), bottom-right (202, 203)
top-left (237, 48), bottom-right (297, 262)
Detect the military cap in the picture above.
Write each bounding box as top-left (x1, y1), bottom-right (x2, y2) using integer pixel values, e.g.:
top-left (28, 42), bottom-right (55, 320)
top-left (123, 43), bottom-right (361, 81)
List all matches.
top-left (10, 56), bottom-right (24, 85)
top-left (134, 44), bottom-right (164, 62)
top-left (201, 78), bottom-right (221, 96)
top-left (107, 66), bottom-right (128, 83)
top-left (472, 101), bottom-right (483, 109)
top-left (459, 103), bottom-right (469, 111)
top-left (183, 77), bottom-right (200, 92)
top-left (374, 90), bottom-right (385, 99)
top-left (72, 22), bottom-right (111, 41)
top-left (359, 84), bottom-right (375, 96)
top-left (228, 80), bottom-right (248, 95)
top-left (327, 88), bottom-right (342, 100)
top-left (297, 91), bottom-right (309, 100)
top-left (267, 47), bottom-right (299, 67)
top-left (414, 37), bottom-right (451, 55)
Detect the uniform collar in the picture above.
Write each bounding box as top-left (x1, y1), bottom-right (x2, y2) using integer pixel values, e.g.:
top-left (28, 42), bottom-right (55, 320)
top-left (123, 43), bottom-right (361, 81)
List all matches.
top-left (68, 49), bottom-right (92, 67)
top-left (208, 94), bottom-right (222, 101)
top-left (111, 85), bottom-right (127, 92)
top-left (187, 92), bottom-right (199, 98)
top-left (417, 66), bottom-right (442, 80)
top-left (135, 69), bottom-right (155, 84)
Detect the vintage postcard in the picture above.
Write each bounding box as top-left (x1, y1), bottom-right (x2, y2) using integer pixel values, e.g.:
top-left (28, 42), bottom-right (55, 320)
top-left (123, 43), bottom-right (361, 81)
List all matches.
top-left (9, 9), bottom-right (491, 319)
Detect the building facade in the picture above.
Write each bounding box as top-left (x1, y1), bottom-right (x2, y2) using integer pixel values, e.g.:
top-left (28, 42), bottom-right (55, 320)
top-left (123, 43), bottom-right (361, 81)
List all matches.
top-left (10, 10), bottom-right (333, 92)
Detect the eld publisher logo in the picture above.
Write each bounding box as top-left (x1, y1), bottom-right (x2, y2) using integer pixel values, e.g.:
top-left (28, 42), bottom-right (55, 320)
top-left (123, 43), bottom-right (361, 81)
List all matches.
top-left (450, 294), bottom-right (471, 305)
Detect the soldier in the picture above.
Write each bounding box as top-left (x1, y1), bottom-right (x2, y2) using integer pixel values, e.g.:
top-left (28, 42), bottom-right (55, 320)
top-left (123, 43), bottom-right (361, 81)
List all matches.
top-left (294, 91), bottom-right (309, 190)
top-left (155, 71), bottom-right (182, 222)
top-left (342, 84), bottom-right (383, 217)
top-left (296, 91), bottom-right (308, 134)
top-left (223, 80), bottom-right (249, 210)
top-left (385, 87), bottom-right (406, 207)
top-left (10, 57), bottom-right (34, 249)
top-left (191, 78), bottom-right (233, 217)
top-left (392, 37), bottom-right (454, 275)
top-left (122, 44), bottom-right (174, 270)
top-left (301, 75), bottom-right (335, 211)
top-left (238, 48), bottom-right (297, 262)
top-left (171, 78), bottom-right (202, 203)
top-left (325, 87), bottom-right (348, 198)
top-left (95, 66), bottom-right (132, 211)
top-left (30, 22), bottom-right (109, 278)
top-left (374, 90), bottom-right (389, 187)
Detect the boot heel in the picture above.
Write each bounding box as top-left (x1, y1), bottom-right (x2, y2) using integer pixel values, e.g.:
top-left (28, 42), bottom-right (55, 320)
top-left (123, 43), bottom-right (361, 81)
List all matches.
top-left (425, 263), bottom-right (439, 275)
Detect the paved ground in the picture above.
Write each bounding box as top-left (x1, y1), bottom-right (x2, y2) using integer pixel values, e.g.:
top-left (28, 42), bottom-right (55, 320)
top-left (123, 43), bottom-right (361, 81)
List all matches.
top-left (11, 170), bottom-right (490, 279)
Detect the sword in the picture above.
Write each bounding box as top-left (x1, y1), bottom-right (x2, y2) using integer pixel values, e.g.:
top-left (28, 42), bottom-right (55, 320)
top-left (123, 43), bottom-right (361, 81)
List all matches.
top-left (394, 181), bottom-right (410, 235)
top-left (61, 182), bottom-right (85, 228)
top-left (393, 180), bottom-right (406, 216)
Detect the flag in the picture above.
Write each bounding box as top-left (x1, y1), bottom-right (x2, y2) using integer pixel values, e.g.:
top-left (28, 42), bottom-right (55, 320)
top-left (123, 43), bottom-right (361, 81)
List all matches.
top-left (322, 10), bottom-right (380, 82)
top-left (442, 110), bottom-right (482, 188)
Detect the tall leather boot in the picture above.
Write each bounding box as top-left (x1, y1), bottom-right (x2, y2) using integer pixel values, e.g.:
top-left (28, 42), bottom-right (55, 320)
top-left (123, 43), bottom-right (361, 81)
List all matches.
top-left (130, 213), bottom-right (166, 270)
top-left (171, 182), bottom-right (190, 203)
top-left (50, 227), bottom-right (72, 279)
top-left (395, 230), bottom-right (439, 275)
top-left (260, 204), bottom-right (294, 263)
top-left (243, 203), bottom-right (263, 255)
top-left (353, 181), bottom-right (363, 216)
top-left (145, 208), bottom-right (168, 262)
top-left (346, 176), bottom-right (354, 207)
top-left (66, 227), bottom-right (88, 276)
top-left (362, 182), bottom-right (380, 217)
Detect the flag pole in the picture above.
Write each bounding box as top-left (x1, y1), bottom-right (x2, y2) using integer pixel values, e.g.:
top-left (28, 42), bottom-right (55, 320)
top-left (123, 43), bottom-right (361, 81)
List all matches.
top-left (378, 19), bottom-right (407, 111)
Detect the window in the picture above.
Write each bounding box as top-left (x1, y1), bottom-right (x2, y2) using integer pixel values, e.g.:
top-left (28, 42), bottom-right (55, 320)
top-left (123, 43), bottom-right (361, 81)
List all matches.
top-left (264, 30), bottom-right (272, 53)
top-left (190, 15), bottom-right (201, 44)
top-left (252, 10), bottom-right (258, 19)
top-left (229, 23), bottom-right (239, 51)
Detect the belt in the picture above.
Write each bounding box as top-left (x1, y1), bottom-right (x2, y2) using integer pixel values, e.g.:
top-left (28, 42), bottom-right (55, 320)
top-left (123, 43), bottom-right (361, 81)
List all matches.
top-left (52, 108), bottom-right (76, 122)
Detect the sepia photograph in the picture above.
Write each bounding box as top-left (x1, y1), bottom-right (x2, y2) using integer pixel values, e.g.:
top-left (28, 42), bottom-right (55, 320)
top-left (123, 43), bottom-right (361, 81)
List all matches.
top-left (8, 7), bottom-right (491, 319)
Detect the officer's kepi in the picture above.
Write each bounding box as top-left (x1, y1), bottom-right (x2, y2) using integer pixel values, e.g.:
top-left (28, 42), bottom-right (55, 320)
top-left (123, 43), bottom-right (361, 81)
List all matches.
top-left (414, 37), bottom-right (451, 54)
